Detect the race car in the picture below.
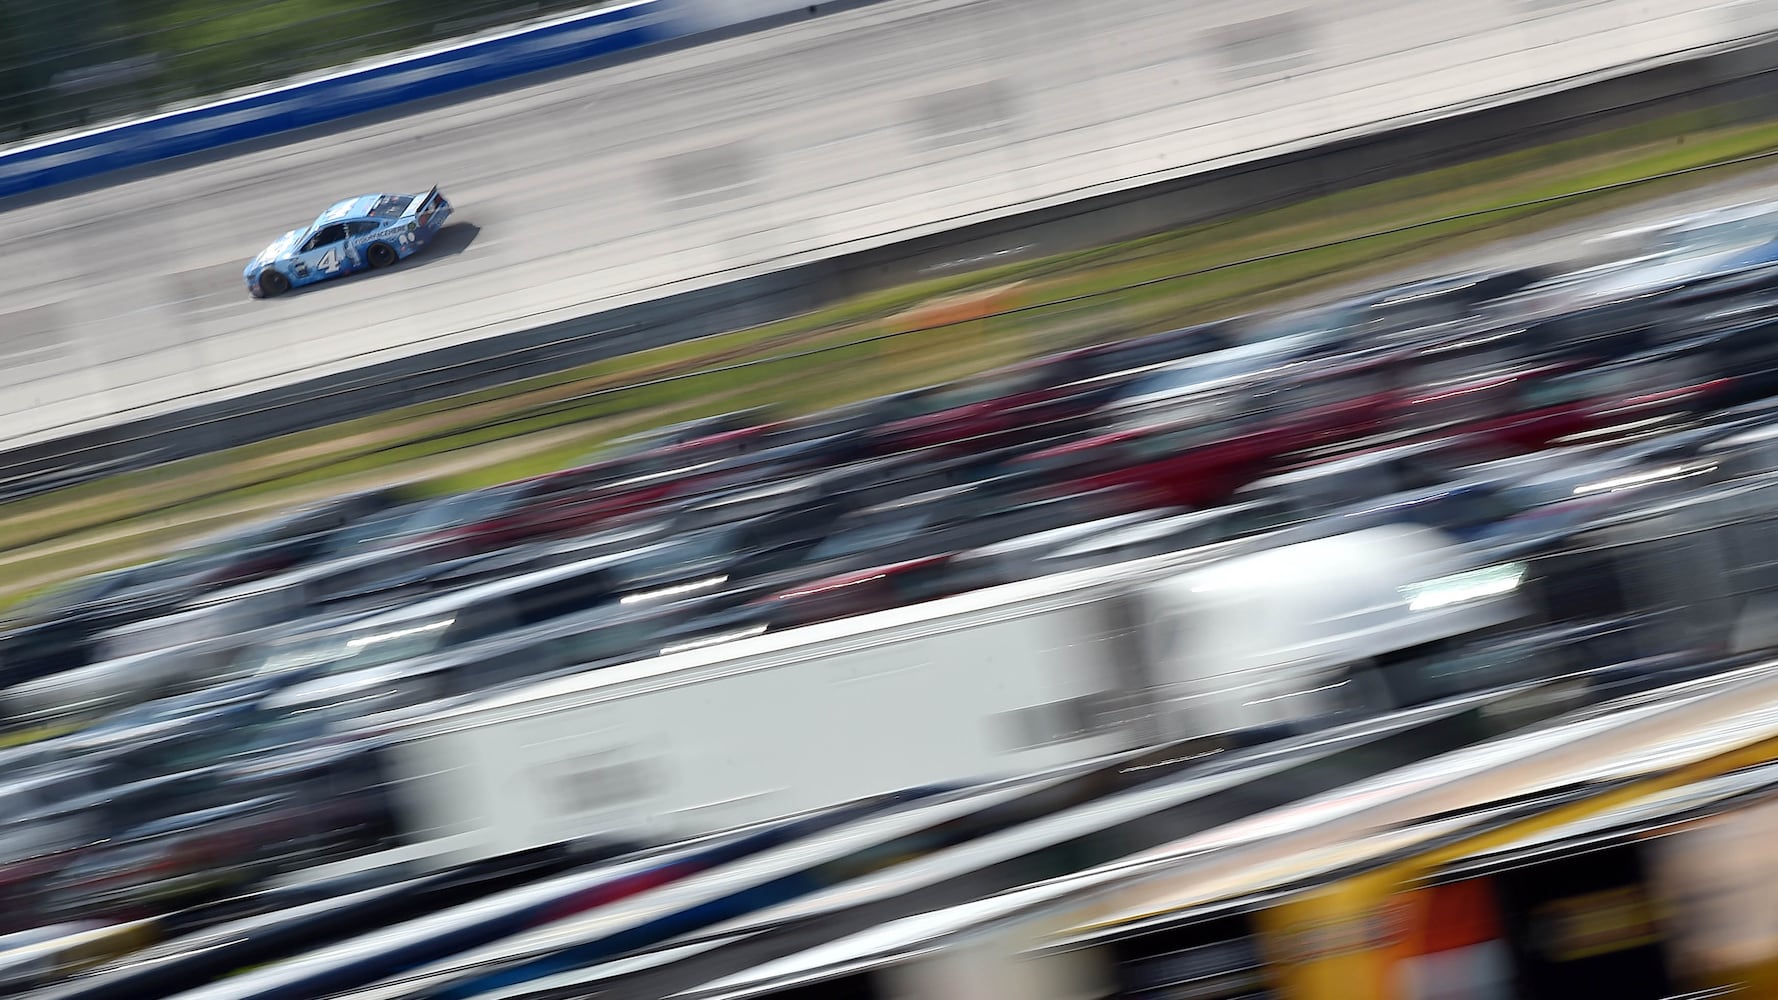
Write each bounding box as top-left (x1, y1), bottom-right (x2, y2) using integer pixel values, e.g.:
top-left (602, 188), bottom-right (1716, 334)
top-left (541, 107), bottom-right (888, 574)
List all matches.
top-left (243, 187), bottom-right (453, 298)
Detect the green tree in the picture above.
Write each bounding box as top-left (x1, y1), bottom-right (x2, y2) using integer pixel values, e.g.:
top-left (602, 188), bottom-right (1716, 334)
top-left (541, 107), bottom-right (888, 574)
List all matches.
top-left (0, 0), bottom-right (598, 144)
top-left (151, 0), bottom-right (405, 100)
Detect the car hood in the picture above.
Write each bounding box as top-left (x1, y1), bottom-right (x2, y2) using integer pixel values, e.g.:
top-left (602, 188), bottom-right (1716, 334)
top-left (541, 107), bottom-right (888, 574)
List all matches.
top-left (245, 229), bottom-right (306, 273)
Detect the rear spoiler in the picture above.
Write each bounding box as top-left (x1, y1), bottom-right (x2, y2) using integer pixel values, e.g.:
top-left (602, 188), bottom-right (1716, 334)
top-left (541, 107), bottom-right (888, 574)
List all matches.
top-left (404, 185), bottom-right (442, 219)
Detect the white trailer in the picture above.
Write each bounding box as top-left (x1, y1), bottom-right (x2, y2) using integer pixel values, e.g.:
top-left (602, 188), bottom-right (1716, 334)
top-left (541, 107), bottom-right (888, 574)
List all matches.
top-left (382, 525), bottom-right (1524, 866)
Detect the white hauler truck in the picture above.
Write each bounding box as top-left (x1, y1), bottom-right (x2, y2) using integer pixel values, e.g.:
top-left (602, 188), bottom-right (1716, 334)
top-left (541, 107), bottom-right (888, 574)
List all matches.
top-left (380, 524), bottom-right (1526, 865)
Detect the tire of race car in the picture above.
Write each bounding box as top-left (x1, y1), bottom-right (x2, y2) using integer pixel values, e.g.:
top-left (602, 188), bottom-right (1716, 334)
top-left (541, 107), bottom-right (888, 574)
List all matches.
top-left (259, 269), bottom-right (290, 297)
top-left (367, 242), bottom-right (398, 269)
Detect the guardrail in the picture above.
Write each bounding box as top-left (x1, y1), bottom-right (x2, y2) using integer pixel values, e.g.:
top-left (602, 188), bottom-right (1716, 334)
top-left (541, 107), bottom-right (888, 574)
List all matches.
top-left (0, 0), bottom-right (817, 200)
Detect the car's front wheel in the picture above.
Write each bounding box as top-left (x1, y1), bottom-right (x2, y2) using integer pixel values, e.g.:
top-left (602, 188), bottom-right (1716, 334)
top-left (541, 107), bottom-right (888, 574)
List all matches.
top-left (366, 242), bottom-right (398, 269)
top-left (259, 269), bottom-right (290, 297)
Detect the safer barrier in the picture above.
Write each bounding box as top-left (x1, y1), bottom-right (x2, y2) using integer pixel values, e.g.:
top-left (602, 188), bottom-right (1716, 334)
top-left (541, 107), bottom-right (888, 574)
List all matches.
top-left (0, 0), bottom-right (820, 200)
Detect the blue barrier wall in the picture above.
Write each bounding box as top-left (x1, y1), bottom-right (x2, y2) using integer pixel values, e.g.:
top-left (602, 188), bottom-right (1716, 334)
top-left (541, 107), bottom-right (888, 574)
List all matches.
top-left (0, 0), bottom-right (739, 200)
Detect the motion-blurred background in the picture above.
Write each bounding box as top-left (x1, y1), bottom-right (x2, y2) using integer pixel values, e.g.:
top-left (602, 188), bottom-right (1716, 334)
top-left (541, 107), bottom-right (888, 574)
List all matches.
top-left (10, 1), bottom-right (1778, 998)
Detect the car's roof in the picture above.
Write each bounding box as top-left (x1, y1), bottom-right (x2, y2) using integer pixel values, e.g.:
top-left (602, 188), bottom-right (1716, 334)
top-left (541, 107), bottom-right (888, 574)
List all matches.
top-left (311, 193), bottom-right (407, 229)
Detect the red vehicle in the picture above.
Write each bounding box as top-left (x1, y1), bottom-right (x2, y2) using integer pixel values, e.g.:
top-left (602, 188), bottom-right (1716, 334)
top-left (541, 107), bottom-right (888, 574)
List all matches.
top-left (870, 330), bottom-right (1235, 456)
top-left (1018, 355), bottom-right (1729, 514)
top-left (618, 419), bottom-right (783, 466)
top-left (864, 354), bottom-right (1136, 457)
top-left (0, 843), bottom-right (82, 934)
top-left (1010, 352), bottom-right (1407, 511)
top-left (424, 461), bottom-right (669, 554)
top-left (756, 554), bottom-right (966, 630)
top-left (426, 406), bottom-right (886, 556)
top-left (41, 803), bottom-right (280, 923)
top-left (591, 409), bottom-right (779, 462)
top-left (430, 440), bottom-right (798, 555)
top-left (1387, 360), bottom-right (1733, 462)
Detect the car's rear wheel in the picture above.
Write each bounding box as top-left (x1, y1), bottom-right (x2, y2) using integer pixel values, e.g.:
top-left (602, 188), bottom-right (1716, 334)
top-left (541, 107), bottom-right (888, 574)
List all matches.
top-left (366, 242), bottom-right (398, 269)
top-left (259, 269), bottom-right (290, 297)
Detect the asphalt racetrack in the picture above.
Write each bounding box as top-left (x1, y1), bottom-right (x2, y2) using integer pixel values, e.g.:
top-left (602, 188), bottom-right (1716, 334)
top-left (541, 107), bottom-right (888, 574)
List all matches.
top-left (0, 0), bottom-right (1753, 451)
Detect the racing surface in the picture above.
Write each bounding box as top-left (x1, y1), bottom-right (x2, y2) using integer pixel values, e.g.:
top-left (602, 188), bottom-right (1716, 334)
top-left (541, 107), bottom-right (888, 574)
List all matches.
top-left (0, 0), bottom-right (1761, 451)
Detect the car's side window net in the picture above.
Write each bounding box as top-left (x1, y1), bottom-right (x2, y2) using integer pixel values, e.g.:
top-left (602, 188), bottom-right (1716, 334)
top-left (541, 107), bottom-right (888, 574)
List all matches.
top-left (304, 224), bottom-right (348, 252)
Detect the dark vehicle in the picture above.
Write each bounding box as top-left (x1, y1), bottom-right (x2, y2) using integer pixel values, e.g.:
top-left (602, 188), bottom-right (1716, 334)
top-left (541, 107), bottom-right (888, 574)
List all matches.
top-left (0, 490), bottom-right (413, 688)
top-left (862, 353), bottom-right (1137, 456)
top-left (1656, 316), bottom-right (1778, 410)
top-left (161, 489), bottom-right (415, 593)
top-left (1483, 221), bottom-right (1778, 364)
top-left (40, 797), bottom-right (289, 922)
top-left (219, 741), bottom-right (403, 862)
top-left (1319, 266), bottom-right (1555, 348)
top-left (1481, 270), bottom-right (1668, 363)
top-left (1101, 331), bottom-right (1348, 431)
top-left (944, 509), bottom-right (1173, 590)
top-left (0, 564), bottom-right (179, 687)
top-left (588, 408), bottom-right (778, 462)
top-left (424, 457), bottom-right (691, 554)
top-left (308, 489), bottom-right (522, 561)
top-left (1468, 468), bottom-right (1778, 662)
top-left (1062, 320), bottom-right (1241, 377)
top-left (1027, 501), bottom-right (1291, 576)
top-left (1398, 360), bottom-right (1723, 462)
top-left (754, 554), bottom-right (970, 629)
top-left (259, 597), bottom-right (775, 729)
top-left (431, 434), bottom-right (846, 556)
top-left (232, 530), bottom-right (811, 728)
top-left (233, 553), bottom-right (640, 693)
top-left (740, 484), bottom-right (1135, 616)
top-left (1237, 440), bottom-right (1465, 515)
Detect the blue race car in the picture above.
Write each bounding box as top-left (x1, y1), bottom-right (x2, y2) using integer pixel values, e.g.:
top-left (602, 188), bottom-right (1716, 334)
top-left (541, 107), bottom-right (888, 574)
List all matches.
top-left (243, 186), bottom-right (453, 298)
